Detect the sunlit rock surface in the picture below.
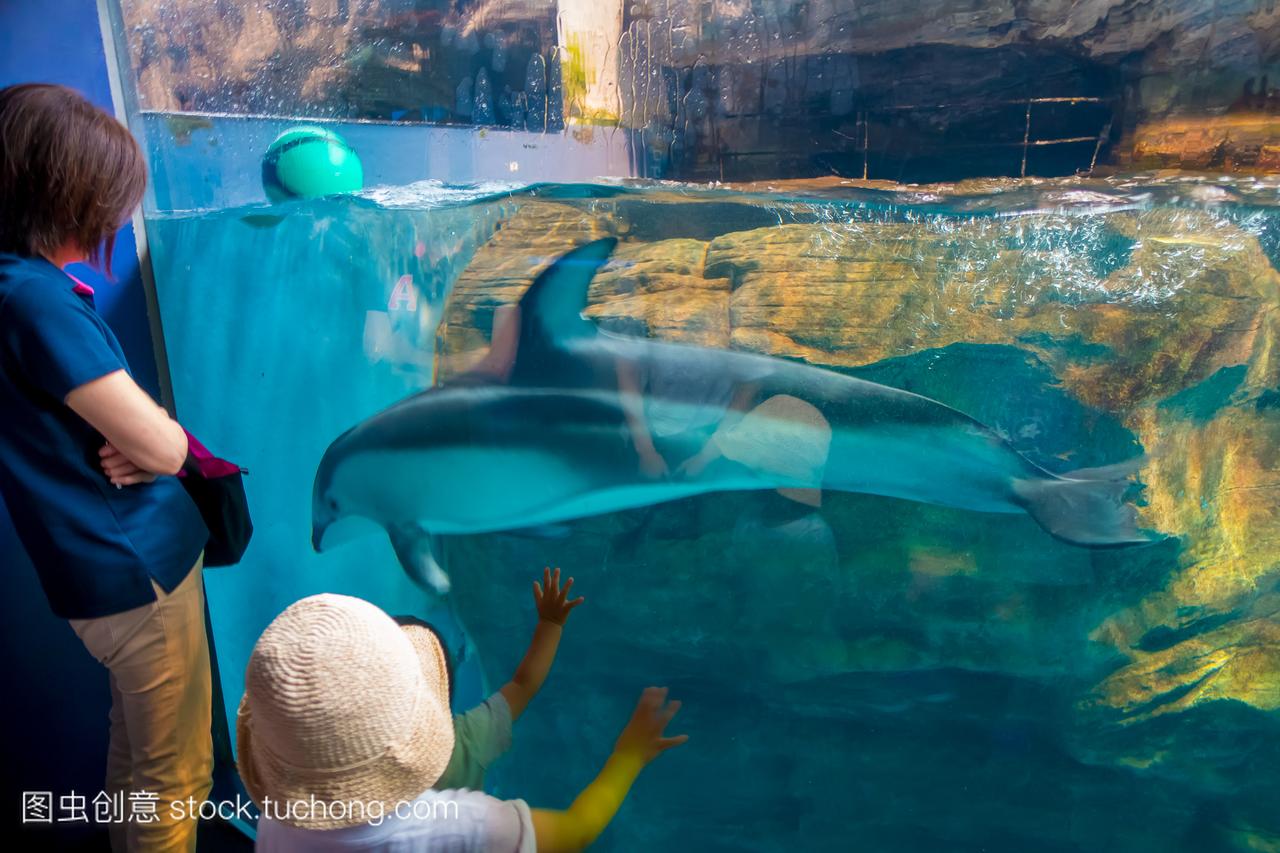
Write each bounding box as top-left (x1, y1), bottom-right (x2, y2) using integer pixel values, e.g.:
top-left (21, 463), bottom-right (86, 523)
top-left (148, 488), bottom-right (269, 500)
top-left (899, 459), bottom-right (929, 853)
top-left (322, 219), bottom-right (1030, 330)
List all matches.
top-left (1124, 115), bottom-right (1280, 172)
top-left (434, 179), bottom-right (1280, 850)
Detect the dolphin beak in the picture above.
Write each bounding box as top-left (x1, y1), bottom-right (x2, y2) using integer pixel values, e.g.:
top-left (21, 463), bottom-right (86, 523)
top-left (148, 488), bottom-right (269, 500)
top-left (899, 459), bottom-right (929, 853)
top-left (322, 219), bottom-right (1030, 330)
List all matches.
top-left (311, 522), bottom-right (328, 552)
top-left (311, 514), bottom-right (384, 553)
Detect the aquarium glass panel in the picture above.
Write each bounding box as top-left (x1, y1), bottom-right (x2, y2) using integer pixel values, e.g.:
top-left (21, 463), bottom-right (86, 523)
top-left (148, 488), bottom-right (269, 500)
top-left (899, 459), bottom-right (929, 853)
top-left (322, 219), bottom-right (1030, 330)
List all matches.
top-left (101, 1), bottom-right (1280, 850)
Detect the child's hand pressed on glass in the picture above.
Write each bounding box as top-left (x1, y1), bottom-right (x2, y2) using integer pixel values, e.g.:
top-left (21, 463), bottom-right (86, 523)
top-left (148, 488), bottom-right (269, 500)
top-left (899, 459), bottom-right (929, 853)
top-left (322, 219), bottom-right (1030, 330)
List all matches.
top-left (533, 566), bottom-right (585, 626)
top-left (613, 686), bottom-right (689, 764)
top-left (501, 567), bottom-right (585, 720)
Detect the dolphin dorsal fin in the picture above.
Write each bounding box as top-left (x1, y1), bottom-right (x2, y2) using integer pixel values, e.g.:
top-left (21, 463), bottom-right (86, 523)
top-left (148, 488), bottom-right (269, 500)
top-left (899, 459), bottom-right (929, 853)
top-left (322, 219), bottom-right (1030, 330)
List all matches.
top-left (508, 237), bottom-right (617, 385)
top-left (518, 237), bottom-right (616, 345)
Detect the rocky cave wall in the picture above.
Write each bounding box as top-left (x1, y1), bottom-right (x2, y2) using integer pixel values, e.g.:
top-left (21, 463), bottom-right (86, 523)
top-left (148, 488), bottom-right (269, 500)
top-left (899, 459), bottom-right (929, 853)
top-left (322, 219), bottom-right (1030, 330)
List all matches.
top-left (117, 0), bottom-right (1280, 181)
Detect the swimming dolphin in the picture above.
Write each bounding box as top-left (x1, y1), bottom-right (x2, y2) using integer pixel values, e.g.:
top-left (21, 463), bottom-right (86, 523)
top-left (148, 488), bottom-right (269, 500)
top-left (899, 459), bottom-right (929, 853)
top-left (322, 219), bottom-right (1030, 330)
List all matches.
top-left (313, 238), bottom-right (1150, 591)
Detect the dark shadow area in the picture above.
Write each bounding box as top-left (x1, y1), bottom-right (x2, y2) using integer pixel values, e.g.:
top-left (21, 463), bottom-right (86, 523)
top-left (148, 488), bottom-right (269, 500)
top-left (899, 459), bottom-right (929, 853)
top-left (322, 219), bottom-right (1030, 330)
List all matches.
top-left (658, 44), bottom-right (1121, 183)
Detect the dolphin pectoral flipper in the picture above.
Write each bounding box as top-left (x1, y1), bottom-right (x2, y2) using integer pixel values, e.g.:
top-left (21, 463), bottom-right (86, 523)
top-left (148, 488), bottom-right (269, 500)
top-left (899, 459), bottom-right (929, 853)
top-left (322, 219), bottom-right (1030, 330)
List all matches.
top-left (388, 523), bottom-right (451, 594)
top-left (1013, 462), bottom-right (1152, 548)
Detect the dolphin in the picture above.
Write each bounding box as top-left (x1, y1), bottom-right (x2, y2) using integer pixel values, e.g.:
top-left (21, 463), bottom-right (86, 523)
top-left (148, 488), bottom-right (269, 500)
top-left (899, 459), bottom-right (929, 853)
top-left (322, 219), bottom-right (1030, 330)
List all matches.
top-left (313, 238), bottom-right (1151, 591)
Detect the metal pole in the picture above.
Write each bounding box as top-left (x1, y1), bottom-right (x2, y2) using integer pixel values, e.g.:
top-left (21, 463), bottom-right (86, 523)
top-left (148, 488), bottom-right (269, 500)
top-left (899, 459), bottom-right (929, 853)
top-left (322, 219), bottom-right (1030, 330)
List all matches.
top-left (93, 2), bottom-right (248, 843)
top-left (1089, 120), bottom-right (1112, 176)
top-left (862, 111), bottom-right (869, 180)
top-left (95, 0), bottom-right (178, 416)
top-left (1021, 99), bottom-right (1032, 178)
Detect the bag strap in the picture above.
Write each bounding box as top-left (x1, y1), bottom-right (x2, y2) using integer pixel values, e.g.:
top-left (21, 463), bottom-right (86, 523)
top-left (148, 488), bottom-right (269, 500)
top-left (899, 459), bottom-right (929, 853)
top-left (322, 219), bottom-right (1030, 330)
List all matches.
top-left (180, 428), bottom-right (246, 479)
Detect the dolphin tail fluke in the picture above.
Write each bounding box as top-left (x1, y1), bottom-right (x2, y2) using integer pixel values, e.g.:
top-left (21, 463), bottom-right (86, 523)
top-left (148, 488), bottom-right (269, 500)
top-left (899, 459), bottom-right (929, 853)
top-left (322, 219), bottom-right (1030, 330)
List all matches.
top-left (388, 523), bottom-right (451, 594)
top-left (1014, 460), bottom-right (1155, 548)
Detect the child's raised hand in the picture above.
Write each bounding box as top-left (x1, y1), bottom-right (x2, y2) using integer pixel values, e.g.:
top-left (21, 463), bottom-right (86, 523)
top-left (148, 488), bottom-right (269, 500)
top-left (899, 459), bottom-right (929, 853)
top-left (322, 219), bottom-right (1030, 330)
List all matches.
top-left (613, 686), bottom-right (688, 765)
top-left (533, 566), bottom-right (585, 626)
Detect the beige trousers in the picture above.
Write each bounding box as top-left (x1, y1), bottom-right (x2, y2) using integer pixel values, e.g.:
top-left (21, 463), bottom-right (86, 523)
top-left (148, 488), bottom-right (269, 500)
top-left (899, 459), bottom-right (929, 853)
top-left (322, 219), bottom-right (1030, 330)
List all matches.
top-left (69, 557), bottom-right (213, 853)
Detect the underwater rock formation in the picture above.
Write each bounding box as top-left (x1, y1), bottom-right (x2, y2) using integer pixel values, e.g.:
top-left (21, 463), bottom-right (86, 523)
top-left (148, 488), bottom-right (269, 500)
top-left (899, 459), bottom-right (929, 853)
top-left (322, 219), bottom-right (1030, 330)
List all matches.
top-left (715, 210), bottom-right (1280, 412)
top-left (435, 192), bottom-right (1280, 824)
top-left (582, 239), bottom-right (731, 347)
top-left (436, 200), bottom-right (612, 368)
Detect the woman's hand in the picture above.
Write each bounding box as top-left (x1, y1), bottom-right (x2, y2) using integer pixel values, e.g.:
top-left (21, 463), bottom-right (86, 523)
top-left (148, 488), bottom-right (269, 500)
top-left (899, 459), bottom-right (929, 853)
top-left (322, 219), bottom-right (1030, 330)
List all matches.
top-left (99, 443), bottom-right (158, 487)
top-left (676, 443), bottom-right (721, 479)
top-left (534, 567), bottom-right (585, 626)
top-left (637, 447), bottom-right (670, 480)
top-left (612, 686), bottom-right (688, 765)
top-left (67, 370), bottom-right (188, 475)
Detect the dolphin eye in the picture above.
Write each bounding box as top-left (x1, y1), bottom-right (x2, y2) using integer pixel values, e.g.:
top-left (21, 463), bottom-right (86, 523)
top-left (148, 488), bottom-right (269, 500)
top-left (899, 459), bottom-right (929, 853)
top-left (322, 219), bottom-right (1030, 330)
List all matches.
top-left (327, 497), bottom-right (339, 511)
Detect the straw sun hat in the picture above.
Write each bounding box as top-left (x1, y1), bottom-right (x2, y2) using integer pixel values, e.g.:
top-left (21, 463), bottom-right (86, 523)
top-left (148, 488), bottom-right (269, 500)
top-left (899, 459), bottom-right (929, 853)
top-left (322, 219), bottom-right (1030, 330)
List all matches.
top-left (236, 594), bottom-right (455, 830)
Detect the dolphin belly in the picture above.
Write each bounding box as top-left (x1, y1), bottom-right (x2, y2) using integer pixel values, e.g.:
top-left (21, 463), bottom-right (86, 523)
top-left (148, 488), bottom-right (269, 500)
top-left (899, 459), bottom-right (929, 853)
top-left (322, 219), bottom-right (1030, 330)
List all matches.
top-left (329, 445), bottom-right (609, 534)
top-left (335, 445), bottom-right (765, 536)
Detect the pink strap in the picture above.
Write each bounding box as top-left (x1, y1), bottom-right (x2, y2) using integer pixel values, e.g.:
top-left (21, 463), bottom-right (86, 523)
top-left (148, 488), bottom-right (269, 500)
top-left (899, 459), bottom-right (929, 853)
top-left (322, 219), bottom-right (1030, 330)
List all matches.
top-left (179, 428), bottom-right (243, 478)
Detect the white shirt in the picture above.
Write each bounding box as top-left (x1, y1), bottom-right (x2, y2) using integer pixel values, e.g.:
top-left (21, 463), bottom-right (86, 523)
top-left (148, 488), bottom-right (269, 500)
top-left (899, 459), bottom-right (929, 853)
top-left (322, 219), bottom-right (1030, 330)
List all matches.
top-left (254, 787), bottom-right (536, 853)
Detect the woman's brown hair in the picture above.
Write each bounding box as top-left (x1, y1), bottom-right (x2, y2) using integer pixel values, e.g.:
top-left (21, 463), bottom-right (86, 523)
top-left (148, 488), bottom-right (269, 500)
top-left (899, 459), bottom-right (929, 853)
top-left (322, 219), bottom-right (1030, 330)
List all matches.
top-left (0, 83), bottom-right (146, 271)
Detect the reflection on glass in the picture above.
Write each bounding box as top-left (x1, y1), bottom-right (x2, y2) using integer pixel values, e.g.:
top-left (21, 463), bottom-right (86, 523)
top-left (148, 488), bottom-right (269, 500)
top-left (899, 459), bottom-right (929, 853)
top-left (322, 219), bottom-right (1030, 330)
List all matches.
top-left (117, 0), bottom-right (564, 128)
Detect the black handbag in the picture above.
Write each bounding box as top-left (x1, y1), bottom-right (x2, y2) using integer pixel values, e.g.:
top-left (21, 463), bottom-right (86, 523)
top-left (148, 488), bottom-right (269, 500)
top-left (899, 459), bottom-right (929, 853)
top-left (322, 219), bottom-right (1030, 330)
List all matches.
top-left (179, 429), bottom-right (253, 567)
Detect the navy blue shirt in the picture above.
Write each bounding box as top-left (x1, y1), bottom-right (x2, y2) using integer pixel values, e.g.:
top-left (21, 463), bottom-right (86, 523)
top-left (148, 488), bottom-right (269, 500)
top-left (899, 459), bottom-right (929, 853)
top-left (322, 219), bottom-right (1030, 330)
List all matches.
top-left (0, 253), bottom-right (207, 619)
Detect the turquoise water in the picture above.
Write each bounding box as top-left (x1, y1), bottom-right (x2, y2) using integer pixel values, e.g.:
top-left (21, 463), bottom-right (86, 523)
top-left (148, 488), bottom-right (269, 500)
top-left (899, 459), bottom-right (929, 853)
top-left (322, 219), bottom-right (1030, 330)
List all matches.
top-left (148, 175), bottom-right (1280, 851)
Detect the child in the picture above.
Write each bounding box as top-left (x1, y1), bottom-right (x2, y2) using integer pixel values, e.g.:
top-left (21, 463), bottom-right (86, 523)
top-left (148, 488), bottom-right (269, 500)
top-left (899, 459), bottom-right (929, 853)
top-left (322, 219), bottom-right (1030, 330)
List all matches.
top-left (421, 566), bottom-right (585, 791)
top-left (239, 592), bottom-right (686, 852)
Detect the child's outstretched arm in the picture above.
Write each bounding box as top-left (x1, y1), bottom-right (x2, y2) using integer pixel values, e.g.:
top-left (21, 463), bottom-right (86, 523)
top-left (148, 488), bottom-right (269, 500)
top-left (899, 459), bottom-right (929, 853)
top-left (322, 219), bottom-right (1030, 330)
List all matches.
top-left (530, 686), bottom-right (688, 853)
top-left (499, 567), bottom-right (584, 720)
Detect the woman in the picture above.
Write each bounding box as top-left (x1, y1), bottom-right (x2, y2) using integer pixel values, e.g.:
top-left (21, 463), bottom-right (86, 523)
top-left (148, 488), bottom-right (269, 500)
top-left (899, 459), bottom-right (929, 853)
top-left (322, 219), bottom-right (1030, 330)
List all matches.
top-left (0, 83), bottom-right (212, 852)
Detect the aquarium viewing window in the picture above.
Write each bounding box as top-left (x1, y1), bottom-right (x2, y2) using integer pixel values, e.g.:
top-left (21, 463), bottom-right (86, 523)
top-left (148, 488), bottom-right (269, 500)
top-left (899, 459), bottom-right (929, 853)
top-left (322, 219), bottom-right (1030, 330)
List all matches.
top-left (95, 1), bottom-right (1280, 850)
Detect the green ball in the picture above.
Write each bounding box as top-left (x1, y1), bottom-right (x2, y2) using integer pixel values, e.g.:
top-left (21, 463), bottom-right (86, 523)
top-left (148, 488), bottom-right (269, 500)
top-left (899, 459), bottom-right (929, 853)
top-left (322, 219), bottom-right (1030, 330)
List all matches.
top-left (262, 126), bottom-right (364, 201)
